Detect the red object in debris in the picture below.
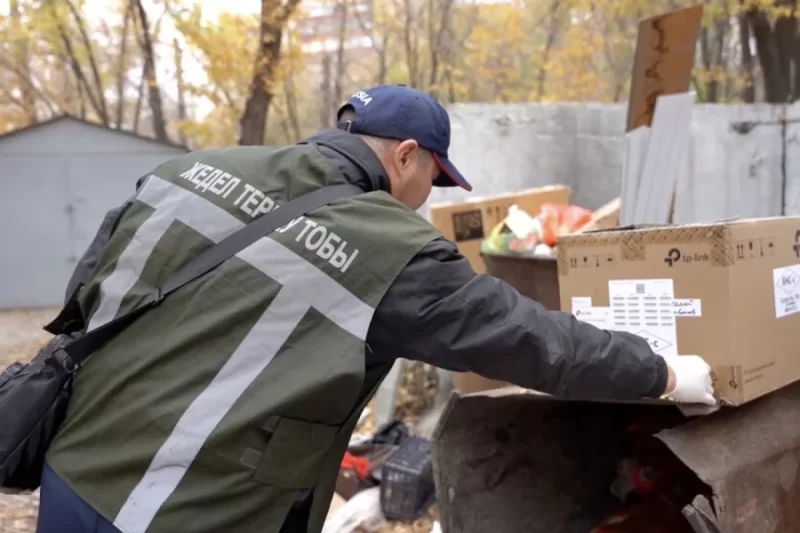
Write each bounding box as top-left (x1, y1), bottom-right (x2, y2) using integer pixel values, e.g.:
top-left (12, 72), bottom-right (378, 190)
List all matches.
top-left (536, 203), bottom-right (593, 246)
top-left (341, 452), bottom-right (370, 480)
top-left (631, 463), bottom-right (658, 495)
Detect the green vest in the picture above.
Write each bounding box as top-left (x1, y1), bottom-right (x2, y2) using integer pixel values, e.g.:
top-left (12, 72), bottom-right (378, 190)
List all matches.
top-left (46, 144), bottom-right (441, 533)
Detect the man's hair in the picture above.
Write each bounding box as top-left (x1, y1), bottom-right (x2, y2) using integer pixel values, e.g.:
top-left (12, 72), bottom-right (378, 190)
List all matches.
top-left (338, 107), bottom-right (434, 169)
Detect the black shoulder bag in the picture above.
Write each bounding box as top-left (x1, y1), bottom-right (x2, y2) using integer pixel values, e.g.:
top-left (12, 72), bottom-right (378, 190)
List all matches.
top-left (0, 183), bottom-right (362, 491)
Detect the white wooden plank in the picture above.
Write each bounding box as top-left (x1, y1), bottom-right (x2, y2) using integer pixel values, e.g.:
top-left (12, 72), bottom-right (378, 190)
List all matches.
top-left (619, 126), bottom-right (651, 225)
top-left (632, 92), bottom-right (696, 224)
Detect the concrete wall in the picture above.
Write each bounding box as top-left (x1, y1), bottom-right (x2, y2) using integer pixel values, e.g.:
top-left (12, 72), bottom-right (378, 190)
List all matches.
top-left (422, 103), bottom-right (800, 224)
top-left (5, 106), bottom-right (800, 307)
top-left (0, 118), bottom-right (187, 308)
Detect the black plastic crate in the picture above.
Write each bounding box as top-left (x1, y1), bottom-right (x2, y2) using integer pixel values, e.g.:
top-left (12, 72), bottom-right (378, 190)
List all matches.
top-left (379, 436), bottom-right (435, 521)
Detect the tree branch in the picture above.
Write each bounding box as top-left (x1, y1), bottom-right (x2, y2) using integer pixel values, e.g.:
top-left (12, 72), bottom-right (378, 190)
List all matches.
top-left (64, 0), bottom-right (110, 124)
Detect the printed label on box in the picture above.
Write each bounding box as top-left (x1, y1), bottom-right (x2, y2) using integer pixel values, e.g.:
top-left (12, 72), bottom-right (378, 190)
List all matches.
top-left (608, 279), bottom-right (678, 357)
top-left (773, 264), bottom-right (800, 318)
top-left (451, 210), bottom-right (484, 242)
top-left (571, 296), bottom-right (592, 310)
top-left (574, 306), bottom-right (612, 330)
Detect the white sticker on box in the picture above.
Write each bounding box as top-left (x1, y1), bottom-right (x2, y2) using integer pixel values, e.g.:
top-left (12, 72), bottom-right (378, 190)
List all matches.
top-left (574, 306), bottom-right (612, 329)
top-left (672, 299), bottom-right (701, 317)
top-left (773, 264), bottom-right (800, 318)
top-left (571, 297), bottom-right (592, 310)
top-left (608, 279), bottom-right (678, 357)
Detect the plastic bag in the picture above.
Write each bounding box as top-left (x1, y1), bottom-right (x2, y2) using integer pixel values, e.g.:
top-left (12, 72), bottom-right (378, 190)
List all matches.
top-left (537, 203), bottom-right (593, 246)
top-left (321, 487), bottom-right (387, 533)
top-left (480, 202), bottom-right (592, 256)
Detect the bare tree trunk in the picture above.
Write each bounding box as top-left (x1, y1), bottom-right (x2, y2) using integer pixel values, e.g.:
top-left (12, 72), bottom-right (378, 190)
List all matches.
top-left (60, 60), bottom-right (76, 114)
top-left (282, 29), bottom-right (302, 141)
top-left (699, 26), bottom-right (714, 102)
top-left (239, 0), bottom-right (302, 145)
top-left (376, 35), bottom-right (390, 85)
top-left (64, 0), bottom-right (109, 125)
top-left (333, 0), bottom-right (349, 109)
top-left (115, 0), bottom-right (134, 128)
top-left (428, 0), bottom-right (456, 97)
top-left (794, 39), bottom-right (800, 101)
top-left (739, 2), bottom-right (756, 103)
top-left (133, 64), bottom-right (147, 133)
top-left (354, 0), bottom-right (389, 85)
top-left (747, 7), bottom-right (790, 102)
top-left (712, 16), bottom-right (728, 102)
top-left (174, 37), bottom-right (188, 146)
top-left (320, 54), bottom-right (333, 129)
top-left (77, 83), bottom-right (87, 119)
top-left (401, 0), bottom-right (420, 87)
top-left (536, 0), bottom-right (562, 101)
top-left (134, 0), bottom-right (170, 142)
top-left (53, 11), bottom-right (106, 121)
top-left (445, 66), bottom-right (456, 103)
top-left (9, 0), bottom-right (37, 123)
top-left (774, 0), bottom-right (797, 97)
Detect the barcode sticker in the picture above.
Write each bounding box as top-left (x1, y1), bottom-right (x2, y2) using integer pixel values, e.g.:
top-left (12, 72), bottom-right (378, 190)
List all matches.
top-left (608, 279), bottom-right (677, 357)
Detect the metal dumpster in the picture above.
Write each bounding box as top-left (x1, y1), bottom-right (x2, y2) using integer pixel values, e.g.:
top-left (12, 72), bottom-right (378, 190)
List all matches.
top-left (431, 385), bottom-right (800, 533)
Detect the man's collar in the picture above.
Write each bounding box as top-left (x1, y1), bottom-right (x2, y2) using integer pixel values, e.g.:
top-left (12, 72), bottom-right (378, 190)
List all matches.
top-left (299, 129), bottom-right (390, 193)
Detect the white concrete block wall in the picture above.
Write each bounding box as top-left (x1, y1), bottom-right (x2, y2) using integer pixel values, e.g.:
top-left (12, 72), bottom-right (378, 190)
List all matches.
top-left (424, 103), bottom-right (798, 225)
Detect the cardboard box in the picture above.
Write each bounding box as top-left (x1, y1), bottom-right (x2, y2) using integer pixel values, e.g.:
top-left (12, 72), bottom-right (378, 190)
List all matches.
top-left (451, 372), bottom-right (508, 395)
top-left (557, 216), bottom-right (800, 406)
top-left (429, 185), bottom-right (570, 273)
top-left (577, 197), bottom-right (620, 233)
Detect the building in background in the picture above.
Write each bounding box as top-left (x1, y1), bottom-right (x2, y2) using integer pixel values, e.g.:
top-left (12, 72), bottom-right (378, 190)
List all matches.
top-left (296, 0), bottom-right (373, 57)
top-left (0, 115), bottom-right (188, 308)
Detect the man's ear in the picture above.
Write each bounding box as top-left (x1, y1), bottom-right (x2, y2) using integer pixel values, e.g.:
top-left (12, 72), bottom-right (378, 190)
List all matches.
top-left (395, 139), bottom-right (419, 169)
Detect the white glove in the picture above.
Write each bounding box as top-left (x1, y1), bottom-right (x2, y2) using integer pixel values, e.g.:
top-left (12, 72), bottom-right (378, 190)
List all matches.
top-left (664, 355), bottom-right (716, 405)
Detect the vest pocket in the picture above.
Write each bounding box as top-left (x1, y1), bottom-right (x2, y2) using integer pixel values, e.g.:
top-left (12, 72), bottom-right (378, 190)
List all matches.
top-left (252, 416), bottom-right (340, 490)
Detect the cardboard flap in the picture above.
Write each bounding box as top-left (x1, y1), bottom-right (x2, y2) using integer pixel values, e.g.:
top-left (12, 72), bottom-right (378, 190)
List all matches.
top-left (454, 386), bottom-right (720, 416)
top-left (655, 383), bottom-right (800, 533)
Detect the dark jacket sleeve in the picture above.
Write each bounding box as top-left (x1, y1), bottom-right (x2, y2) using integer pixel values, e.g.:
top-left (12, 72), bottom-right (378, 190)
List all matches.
top-left (365, 238), bottom-right (668, 400)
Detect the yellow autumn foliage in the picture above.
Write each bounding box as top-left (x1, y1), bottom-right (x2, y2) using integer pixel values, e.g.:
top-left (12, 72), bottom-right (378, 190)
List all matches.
top-left (1, 0), bottom-right (799, 147)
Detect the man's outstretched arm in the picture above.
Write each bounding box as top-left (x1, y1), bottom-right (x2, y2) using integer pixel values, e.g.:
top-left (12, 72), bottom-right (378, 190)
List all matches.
top-left (367, 238), bottom-right (696, 401)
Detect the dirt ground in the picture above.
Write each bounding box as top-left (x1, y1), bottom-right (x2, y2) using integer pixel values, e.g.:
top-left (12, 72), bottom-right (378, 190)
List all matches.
top-left (0, 308), bottom-right (439, 533)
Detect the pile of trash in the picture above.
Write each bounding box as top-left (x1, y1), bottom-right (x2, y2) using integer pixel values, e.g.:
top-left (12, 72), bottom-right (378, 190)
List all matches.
top-left (323, 361), bottom-right (443, 533)
top-left (480, 202), bottom-right (593, 258)
top-left (591, 420), bottom-right (709, 533)
top-left (323, 420), bottom-right (439, 533)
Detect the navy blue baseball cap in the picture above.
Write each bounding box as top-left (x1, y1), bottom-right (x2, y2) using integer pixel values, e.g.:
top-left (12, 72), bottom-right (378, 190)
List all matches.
top-left (336, 85), bottom-right (472, 191)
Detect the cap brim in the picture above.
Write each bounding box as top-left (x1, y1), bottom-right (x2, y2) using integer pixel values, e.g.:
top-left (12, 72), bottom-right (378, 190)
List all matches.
top-left (432, 153), bottom-right (472, 191)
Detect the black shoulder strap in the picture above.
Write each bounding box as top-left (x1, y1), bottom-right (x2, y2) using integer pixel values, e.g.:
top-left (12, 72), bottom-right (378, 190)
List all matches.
top-left (60, 183), bottom-right (363, 368)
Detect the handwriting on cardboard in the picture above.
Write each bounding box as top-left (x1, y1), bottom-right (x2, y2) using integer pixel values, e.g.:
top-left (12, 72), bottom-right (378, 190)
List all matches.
top-left (773, 264), bottom-right (800, 318)
top-left (672, 298), bottom-right (701, 317)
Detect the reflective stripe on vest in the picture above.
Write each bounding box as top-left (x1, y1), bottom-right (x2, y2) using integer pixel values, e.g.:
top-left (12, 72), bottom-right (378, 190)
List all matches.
top-left (90, 175), bottom-right (375, 533)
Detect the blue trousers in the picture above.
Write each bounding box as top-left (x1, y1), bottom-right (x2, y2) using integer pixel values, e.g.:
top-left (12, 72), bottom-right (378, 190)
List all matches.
top-left (36, 464), bottom-right (122, 533)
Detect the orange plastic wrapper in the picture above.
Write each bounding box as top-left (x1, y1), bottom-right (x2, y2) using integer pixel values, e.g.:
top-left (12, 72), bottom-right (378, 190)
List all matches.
top-left (536, 203), bottom-right (593, 246)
